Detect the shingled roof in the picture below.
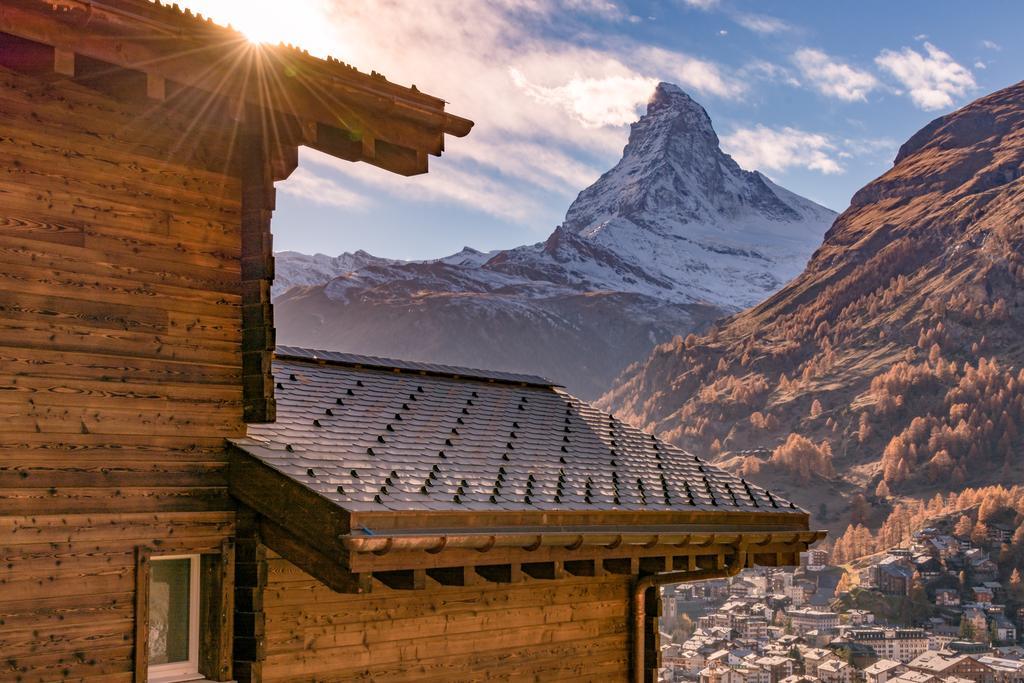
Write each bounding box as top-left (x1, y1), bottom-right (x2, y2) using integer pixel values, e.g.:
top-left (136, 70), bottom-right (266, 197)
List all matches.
top-left (232, 348), bottom-right (803, 518)
top-left (229, 348), bottom-right (822, 587)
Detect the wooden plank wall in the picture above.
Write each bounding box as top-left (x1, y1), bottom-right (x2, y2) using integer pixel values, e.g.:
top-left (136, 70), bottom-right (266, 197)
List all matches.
top-left (262, 551), bottom-right (632, 682)
top-left (0, 64), bottom-right (242, 681)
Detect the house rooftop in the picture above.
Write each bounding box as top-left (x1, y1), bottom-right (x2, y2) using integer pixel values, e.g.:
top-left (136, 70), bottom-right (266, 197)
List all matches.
top-left (893, 672), bottom-right (939, 683)
top-left (233, 349), bottom-right (808, 520)
top-left (228, 348), bottom-right (823, 587)
top-left (275, 345), bottom-right (557, 387)
top-left (908, 652), bottom-right (967, 673)
top-left (865, 660), bottom-right (904, 675)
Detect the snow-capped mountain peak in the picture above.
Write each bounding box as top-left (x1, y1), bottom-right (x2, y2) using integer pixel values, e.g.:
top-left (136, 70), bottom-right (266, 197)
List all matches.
top-left (272, 83), bottom-right (836, 394)
top-left (537, 82), bottom-right (838, 308)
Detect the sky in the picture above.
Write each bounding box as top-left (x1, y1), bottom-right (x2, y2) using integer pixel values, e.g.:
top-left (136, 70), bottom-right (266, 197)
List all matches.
top-left (181, 0), bottom-right (1024, 261)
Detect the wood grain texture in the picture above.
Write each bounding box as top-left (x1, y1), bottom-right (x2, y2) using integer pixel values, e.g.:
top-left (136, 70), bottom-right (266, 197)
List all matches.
top-left (262, 551), bottom-right (632, 682)
top-left (0, 62), bottom-right (243, 682)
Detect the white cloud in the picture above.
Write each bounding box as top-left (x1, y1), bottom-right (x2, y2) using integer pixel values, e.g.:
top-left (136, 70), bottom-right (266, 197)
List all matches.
top-left (510, 68), bottom-right (660, 128)
top-left (181, 0), bottom-right (746, 229)
top-left (974, 60), bottom-right (987, 70)
top-left (875, 42), bottom-right (975, 110)
top-left (304, 148), bottom-right (546, 224)
top-left (278, 167), bottom-right (370, 209)
top-left (742, 60), bottom-right (801, 87)
top-left (681, 0), bottom-right (720, 9)
top-left (632, 46), bottom-right (746, 98)
top-left (734, 13), bottom-right (792, 34)
top-left (561, 0), bottom-right (626, 21)
top-left (792, 48), bottom-right (878, 102)
top-left (506, 44), bottom-right (744, 131)
top-left (718, 29), bottom-right (728, 36)
top-left (721, 125), bottom-right (843, 175)
top-left (981, 40), bottom-right (1002, 51)
top-left (841, 137), bottom-right (898, 159)
top-left (456, 139), bottom-right (603, 193)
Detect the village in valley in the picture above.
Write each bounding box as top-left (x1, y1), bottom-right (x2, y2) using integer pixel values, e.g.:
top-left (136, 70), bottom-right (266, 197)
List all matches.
top-left (659, 511), bottom-right (1024, 683)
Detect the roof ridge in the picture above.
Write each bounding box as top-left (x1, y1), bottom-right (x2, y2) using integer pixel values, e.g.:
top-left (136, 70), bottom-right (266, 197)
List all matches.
top-left (274, 345), bottom-right (560, 388)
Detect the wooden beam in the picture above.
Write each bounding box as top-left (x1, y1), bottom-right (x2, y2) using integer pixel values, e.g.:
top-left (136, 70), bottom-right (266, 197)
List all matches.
top-left (53, 47), bottom-right (74, 76)
top-left (133, 546), bottom-right (151, 683)
top-left (146, 72), bottom-right (166, 100)
top-left (310, 123), bottom-right (427, 176)
top-left (351, 507), bottom-right (812, 535)
top-left (228, 448), bottom-right (351, 560)
top-left (374, 138), bottom-right (428, 176)
top-left (269, 145), bottom-right (299, 183)
top-left (259, 516), bottom-right (367, 594)
top-left (361, 134), bottom-right (376, 160)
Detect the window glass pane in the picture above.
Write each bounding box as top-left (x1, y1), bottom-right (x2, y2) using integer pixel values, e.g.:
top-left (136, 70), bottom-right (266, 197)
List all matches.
top-left (149, 558), bottom-right (191, 665)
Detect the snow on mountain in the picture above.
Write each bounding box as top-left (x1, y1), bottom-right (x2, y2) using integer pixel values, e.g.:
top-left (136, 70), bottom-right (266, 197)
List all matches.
top-left (598, 79), bottom-right (1024, 529)
top-left (272, 83), bottom-right (836, 396)
top-left (272, 250), bottom-right (399, 297)
top-left (435, 246), bottom-right (500, 268)
top-left (515, 82), bottom-right (837, 309)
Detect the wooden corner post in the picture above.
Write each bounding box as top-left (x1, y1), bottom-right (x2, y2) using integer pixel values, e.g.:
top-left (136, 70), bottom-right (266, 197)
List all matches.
top-left (240, 125), bottom-right (277, 424)
top-left (233, 508), bottom-right (268, 682)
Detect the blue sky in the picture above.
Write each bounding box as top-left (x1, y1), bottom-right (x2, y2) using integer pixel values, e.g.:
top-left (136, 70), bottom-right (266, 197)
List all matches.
top-left (184, 1), bottom-right (1023, 260)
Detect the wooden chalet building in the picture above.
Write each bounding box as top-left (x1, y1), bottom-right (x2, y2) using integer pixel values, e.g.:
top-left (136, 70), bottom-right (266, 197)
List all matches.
top-left (0, 1), bottom-right (823, 681)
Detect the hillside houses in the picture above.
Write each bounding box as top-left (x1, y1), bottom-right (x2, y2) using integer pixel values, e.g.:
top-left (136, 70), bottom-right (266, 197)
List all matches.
top-left (660, 514), bottom-right (1022, 683)
top-left (851, 519), bottom-right (1021, 652)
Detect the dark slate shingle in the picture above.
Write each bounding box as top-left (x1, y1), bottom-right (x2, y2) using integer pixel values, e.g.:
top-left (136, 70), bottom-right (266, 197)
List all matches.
top-left (232, 352), bottom-right (802, 516)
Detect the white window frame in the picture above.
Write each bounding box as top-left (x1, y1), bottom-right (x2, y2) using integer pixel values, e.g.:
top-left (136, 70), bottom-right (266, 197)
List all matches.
top-left (148, 554), bottom-right (203, 683)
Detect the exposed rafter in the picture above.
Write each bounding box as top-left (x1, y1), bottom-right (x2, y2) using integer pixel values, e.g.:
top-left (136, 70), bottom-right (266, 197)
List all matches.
top-left (0, 0), bottom-right (473, 177)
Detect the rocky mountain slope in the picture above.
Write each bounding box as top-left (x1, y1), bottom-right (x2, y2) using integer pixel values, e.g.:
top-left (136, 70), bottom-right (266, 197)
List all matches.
top-left (600, 81), bottom-right (1024, 529)
top-left (274, 83), bottom-right (835, 398)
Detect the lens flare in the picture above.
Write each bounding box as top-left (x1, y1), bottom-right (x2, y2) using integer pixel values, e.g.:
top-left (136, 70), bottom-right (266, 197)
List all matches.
top-left (178, 0), bottom-right (338, 56)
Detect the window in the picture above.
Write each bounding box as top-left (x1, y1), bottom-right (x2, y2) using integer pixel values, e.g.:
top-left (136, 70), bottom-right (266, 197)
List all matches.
top-left (148, 555), bottom-right (202, 683)
top-left (135, 542), bottom-right (233, 683)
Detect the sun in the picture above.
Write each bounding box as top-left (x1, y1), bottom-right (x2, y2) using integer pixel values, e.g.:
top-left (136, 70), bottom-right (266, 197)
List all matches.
top-left (236, 16), bottom-right (283, 46)
top-left (177, 0), bottom-right (340, 56)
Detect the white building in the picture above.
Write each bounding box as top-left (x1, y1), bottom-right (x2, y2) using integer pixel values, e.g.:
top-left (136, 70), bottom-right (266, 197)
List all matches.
top-left (787, 608), bottom-right (840, 636)
top-left (848, 628), bottom-right (928, 663)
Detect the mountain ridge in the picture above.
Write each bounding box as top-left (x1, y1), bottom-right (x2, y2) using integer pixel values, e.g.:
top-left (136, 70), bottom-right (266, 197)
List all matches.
top-left (273, 82), bottom-right (836, 397)
top-left (599, 80), bottom-right (1024, 531)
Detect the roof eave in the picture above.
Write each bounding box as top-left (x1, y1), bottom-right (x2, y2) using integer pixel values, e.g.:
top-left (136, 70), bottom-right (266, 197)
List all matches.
top-left (229, 446), bottom-right (825, 591)
top-left (1, 0), bottom-right (473, 175)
